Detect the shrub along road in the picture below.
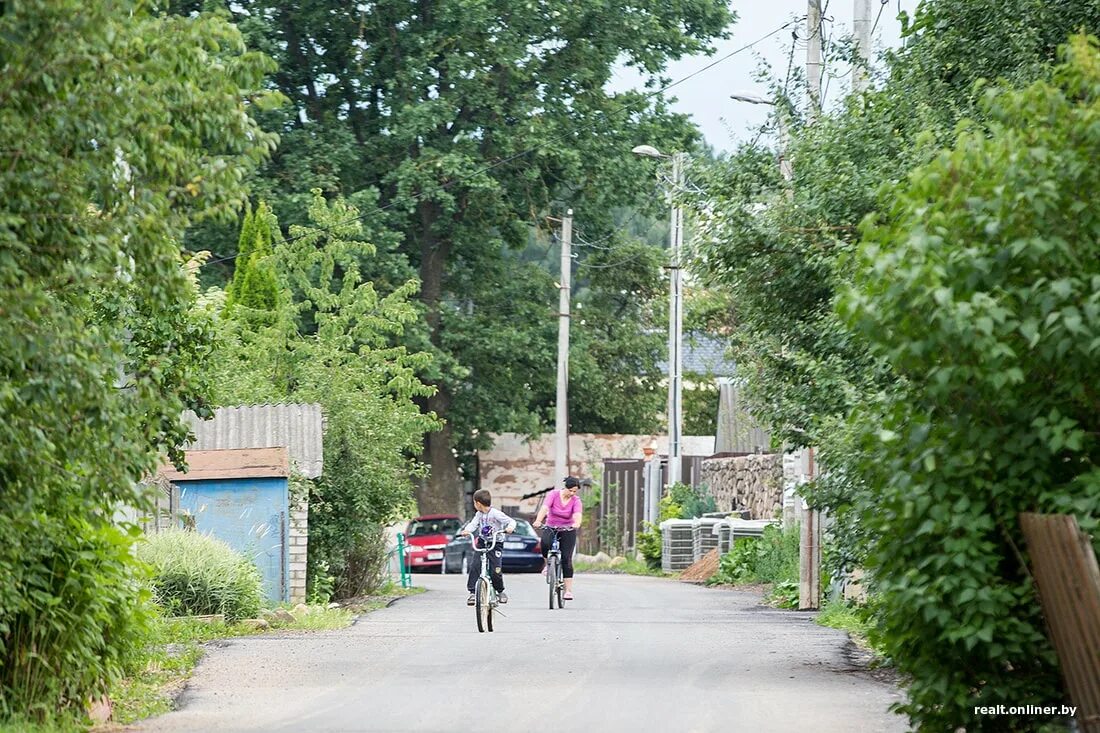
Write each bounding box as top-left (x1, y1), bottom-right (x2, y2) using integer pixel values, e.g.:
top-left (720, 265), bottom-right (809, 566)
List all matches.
top-left (133, 573), bottom-right (905, 732)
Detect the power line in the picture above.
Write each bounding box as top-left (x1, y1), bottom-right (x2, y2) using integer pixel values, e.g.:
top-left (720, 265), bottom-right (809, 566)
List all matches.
top-left (205, 17), bottom-right (805, 267)
top-left (871, 0), bottom-right (889, 37)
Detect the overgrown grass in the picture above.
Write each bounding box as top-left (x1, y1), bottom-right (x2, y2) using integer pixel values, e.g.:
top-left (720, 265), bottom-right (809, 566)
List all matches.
top-left (108, 604), bottom-right (363, 726)
top-left (815, 598), bottom-right (883, 656)
top-left (137, 530), bottom-right (264, 623)
top-left (706, 525), bottom-right (801, 608)
top-left (0, 716), bottom-right (83, 733)
top-left (574, 556), bottom-right (672, 577)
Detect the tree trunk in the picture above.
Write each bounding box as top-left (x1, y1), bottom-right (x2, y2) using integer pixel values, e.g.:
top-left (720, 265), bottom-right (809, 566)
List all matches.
top-left (417, 388), bottom-right (464, 515)
top-left (415, 198), bottom-right (464, 515)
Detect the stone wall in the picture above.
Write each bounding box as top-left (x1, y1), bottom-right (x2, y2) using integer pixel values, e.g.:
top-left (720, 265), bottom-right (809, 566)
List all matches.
top-left (701, 453), bottom-right (783, 520)
top-left (289, 498), bottom-right (308, 604)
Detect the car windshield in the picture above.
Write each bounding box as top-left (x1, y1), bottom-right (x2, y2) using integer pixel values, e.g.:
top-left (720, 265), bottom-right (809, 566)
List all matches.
top-left (512, 520), bottom-right (535, 537)
top-left (406, 518), bottom-right (461, 537)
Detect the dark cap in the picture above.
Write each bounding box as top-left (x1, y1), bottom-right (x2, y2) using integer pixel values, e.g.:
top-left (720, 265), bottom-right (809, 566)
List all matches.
top-left (563, 476), bottom-right (581, 488)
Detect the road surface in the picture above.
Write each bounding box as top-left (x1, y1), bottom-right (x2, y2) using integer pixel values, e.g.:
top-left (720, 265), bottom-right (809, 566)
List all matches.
top-left (136, 572), bottom-right (907, 732)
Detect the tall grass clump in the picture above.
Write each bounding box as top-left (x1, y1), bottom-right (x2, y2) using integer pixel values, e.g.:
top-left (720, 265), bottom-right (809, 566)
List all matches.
top-left (0, 517), bottom-right (151, 720)
top-left (138, 530), bottom-right (263, 622)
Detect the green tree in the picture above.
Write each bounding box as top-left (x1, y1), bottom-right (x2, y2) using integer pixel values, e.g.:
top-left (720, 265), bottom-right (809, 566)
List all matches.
top-left (211, 192), bottom-right (438, 597)
top-left (840, 36), bottom-right (1100, 730)
top-left (226, 201), bottom-right (281, 312)
top-left (569, 238), bottom-right (666, 434)
top-left (691, 0), bottom-right (1100, 452)
top-left (178, 0), bottom-right (735, 514)
top-left (0, 0), bottom-right (278, 717)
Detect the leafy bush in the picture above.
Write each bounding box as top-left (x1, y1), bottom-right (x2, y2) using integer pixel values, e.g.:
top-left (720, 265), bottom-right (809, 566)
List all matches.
top-left (839, 36), bottom-right (1100, 730)
top-left (331, 523), bottom-right (390, 599)
top-left (0, 1), bottom-right (276, 719)
top-left (668, 482), bottom-right (716, 519)
top-left (708, 525), bottom-right (800, 587)
top-left (765, 580), bottom-right (799, 609)
top-left (208, 194), bottom-right (437, 599)
top-left (635, 493), bottom-right (690, 569)
top-left (138, 530), bottom-right (263, 623)
top-left (709, 537), bottom-right (760, 584)
top-left (753, 524), bottom-right (800, 585)
top-left (636, 522), bottom-right (663, 569)
top-left (657, 492), bottom-right (682, 521)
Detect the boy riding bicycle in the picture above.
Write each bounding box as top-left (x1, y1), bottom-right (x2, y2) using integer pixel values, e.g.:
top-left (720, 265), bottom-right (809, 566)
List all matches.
top-left (457, 489), bottom-right (516, 606)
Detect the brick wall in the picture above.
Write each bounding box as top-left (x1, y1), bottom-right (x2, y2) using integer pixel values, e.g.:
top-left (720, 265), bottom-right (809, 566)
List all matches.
top-left (289, 498), bottom-right (308, 604)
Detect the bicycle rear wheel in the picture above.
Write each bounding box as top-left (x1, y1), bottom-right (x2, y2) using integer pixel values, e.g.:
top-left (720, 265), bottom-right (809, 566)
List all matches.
top-left (548, 556), bottom-right (560, 609)
top-left (475, 577), bottom-right (490, 632)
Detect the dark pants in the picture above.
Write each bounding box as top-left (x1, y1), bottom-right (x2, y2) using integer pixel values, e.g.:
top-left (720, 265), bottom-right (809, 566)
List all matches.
top-left (467, 547), bottom-right (504, 593)
top-left (540, 527), bottom-right (577, 579)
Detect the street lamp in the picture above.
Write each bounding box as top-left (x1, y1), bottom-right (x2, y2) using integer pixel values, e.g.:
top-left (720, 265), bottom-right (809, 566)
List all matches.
top-left (632, 144), bottom-right (685, 487)
top-left (730, 93), bottom-right (792, 182)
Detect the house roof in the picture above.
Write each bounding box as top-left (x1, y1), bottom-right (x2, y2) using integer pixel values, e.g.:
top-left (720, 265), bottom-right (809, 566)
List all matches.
top-left (183, 403), bottom-right (324, 478)
top-left (657, 334), bottom-right (736, 377)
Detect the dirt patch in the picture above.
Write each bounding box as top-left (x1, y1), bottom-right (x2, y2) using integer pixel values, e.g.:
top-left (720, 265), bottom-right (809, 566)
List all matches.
top-left (679, 548), bottom-right (720, 584)
top-left (834, 638), bottom-right (901, 686)
top-left (336, 594), bottom-right (403, 608)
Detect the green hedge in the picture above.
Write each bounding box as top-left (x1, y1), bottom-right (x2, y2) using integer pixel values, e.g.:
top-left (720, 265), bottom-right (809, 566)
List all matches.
top-left (138, 530), bottom-right (263, 623)
top-left (0, 516), bottom-right (150, 719)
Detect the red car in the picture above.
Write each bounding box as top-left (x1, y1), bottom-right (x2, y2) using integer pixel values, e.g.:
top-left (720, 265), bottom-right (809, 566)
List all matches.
top-left (403, 514), bottom-right (463, 572)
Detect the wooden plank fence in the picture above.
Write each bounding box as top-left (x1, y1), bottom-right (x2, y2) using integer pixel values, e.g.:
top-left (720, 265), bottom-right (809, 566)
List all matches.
top-left (1019, 513), bottom-right (1100, 732)
top-left (592, 456), bottom-right (707, 556)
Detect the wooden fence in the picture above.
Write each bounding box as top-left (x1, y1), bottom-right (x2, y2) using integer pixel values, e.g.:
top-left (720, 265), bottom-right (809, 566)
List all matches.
top-left (142, 478), bottom-right (180, 534)
top-left (588, 456), bottom-right (707, 556)
top-left (1019, 513), bottom-right (1100, 732)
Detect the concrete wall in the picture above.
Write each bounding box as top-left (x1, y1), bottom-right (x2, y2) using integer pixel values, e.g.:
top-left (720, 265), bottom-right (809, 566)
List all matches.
top-left (700, 453), bottom-right (783, 520)
top-left (480, 432), bottom-right (716, 515)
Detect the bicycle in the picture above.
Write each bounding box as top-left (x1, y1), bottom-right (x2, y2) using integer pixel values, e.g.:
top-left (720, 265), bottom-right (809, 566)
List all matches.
top-left (539, 526), bottom-right (574, 610)
top-left (471, 529), bottom-right (506, 632)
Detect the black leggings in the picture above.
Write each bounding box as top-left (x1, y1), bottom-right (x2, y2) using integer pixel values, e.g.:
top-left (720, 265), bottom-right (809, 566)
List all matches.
top-left (540, 527), bottom-right (577, 579)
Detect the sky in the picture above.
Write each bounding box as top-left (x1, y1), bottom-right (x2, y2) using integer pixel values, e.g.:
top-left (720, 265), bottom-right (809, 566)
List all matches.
top-left (608, 0), bottom-right (921, 154)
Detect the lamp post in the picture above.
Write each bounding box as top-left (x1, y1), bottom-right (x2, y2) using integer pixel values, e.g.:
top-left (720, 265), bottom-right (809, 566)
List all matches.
top-left (730, 93), bottom-right (792, 182)
top-left (632, 144), bottom-right (685, 487)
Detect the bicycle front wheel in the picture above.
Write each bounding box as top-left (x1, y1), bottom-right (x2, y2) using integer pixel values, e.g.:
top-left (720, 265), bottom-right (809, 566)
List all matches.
top-left (475, 577), bottom-right (490, 632)
top-left (548, 556), bottom-right (560, 610)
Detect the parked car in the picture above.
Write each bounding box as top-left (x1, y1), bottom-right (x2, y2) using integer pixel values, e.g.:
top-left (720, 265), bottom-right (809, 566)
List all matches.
top-left (441, 518), bottom-right (544, 574)
top-left (403, 514), bottom-right (463, 572)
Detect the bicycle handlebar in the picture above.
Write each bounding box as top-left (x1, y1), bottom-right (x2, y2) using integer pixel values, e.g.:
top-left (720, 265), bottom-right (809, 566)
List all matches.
top-left (470, 530), bottom-right (505, 552)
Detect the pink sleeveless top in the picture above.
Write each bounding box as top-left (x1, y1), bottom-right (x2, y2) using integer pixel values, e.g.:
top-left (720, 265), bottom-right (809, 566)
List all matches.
top-left (544, 489), bottom-right (582, 528)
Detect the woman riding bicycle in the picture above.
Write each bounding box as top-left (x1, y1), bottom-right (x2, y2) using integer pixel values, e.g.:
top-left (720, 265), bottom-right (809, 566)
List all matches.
top-left (533, 476), bottom-right (584, 601)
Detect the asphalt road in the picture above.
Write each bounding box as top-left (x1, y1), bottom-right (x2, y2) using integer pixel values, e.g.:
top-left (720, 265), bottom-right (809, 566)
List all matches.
top-left (135, 572), bottom-right (907, 733)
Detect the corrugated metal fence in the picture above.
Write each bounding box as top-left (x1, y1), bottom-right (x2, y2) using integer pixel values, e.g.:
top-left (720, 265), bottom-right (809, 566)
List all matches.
top-left (1020, 513), bottom-right (1100, 732)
